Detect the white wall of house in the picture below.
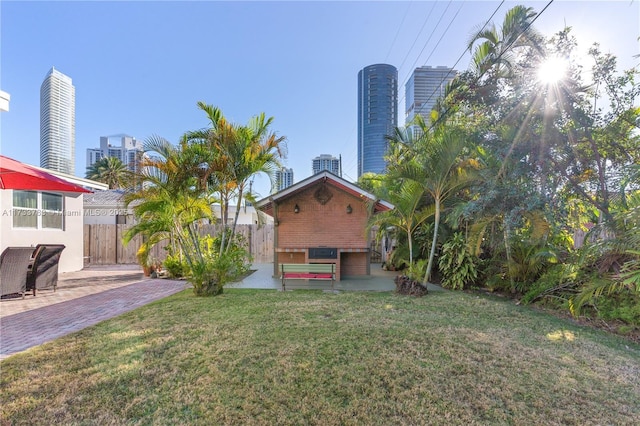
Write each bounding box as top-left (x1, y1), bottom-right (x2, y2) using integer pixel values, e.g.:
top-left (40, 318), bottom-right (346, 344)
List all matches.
top-left (1, 189), bottom-right (85, 273)
top-left (212, 205), bottom-right (273, 225)
top-left (83, 205), bottom-right (134, 225)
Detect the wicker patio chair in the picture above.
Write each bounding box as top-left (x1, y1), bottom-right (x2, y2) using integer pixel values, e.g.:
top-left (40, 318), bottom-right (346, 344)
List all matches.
top-left (0, 247), bottom-right (36, 299)
top-left (27, 244), bottom-right (66, 296)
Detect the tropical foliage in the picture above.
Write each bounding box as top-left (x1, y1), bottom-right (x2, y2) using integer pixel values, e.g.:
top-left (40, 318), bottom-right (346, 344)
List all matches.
top-left (85, 156), bottom-right (131, 189)
top-left (117, 5), bottom-right (638, 328)
top-left (366, 5), bottom-right (639, 330)
top-left (124, 104), bottom-right (285, 296)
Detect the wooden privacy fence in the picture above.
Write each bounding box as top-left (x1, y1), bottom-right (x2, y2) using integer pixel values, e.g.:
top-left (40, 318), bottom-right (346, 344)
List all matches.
top-left (84, 224), bottom-right (274, 265)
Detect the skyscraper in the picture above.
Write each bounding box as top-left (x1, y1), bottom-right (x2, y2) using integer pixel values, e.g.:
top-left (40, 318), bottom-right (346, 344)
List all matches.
top-left (312, 154), bottom-right (341, 176)
top-left (357, 64), bottom-right (397, 178)
top-left (40, 67), bottom-right (76, 174)
top-left (405, 65), bottom-right (457, 128)
top-left (274, 167), bottom-right (294, 192)
top-left (86, 134), bottom-right (144, 173)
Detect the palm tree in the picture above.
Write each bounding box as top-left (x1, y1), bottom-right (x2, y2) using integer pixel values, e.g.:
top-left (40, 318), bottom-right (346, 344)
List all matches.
top-left (225, 113), bottom-right (286, 248)
top-left (185, 102), bottom-right (286, 253)
top-left (85, 156), bottom-right (131, 189)
top-left (394, 116), bottom-right (478, 285)
top-left (184, 102), bottom-right (238, 252)
top-left (467, 5), bottom-right (541, 79)
top-left (124, 135), bottom-right (214, 290)
top-left (367, 178), bottom-right (432, 269)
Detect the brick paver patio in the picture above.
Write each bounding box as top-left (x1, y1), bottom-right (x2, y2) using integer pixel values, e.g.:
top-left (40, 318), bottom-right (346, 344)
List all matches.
top-left (0, 273), bottom-right (187, 360)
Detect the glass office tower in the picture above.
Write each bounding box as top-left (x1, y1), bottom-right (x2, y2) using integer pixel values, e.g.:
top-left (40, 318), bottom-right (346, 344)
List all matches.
top-left (405, 65), bottom-right (457, 128)
top-left (40, 67), bottom-right (76, 174)
top-left (357, 64), bottom-right (397, 178)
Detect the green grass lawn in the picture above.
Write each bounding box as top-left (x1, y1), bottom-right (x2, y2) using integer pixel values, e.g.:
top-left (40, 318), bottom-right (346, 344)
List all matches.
top-left (2, 289), bottom-right (639, 425)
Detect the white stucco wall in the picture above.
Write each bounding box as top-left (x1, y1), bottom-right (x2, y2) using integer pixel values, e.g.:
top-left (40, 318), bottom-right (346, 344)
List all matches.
top-left (1, 189), bottom-right (85, 273)
top-left (83, 206), bottom-right (134, 225)
top-left (212, 205), bottom-right (273, 225)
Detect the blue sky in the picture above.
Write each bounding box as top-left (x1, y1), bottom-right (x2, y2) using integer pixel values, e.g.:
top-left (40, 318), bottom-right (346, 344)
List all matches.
top-left (1, 0), bottom-right (638, 198)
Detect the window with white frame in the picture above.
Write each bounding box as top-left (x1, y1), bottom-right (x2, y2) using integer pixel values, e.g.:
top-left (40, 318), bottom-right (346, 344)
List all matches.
top-left (12, 190), bottom-right (64, 230)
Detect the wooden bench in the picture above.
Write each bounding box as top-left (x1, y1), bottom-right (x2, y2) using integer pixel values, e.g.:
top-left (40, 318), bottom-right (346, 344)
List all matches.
top-left (280, 263), bottom-right (336, 291)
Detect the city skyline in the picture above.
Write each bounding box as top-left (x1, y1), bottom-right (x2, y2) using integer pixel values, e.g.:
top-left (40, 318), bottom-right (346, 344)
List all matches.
top-left (2, 1), bottom-right (638, 197)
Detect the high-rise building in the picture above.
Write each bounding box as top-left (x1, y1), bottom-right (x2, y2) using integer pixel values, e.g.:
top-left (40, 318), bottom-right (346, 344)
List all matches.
top-left (40, 67), bottom-right (75, 174)
top-left (312, 154), bottom-right (341, 176)
top-left (405, 65), bottom-right (457, 128)
top-left (357, 64), bottom-right (398, 178)
top-left (86, 134), bottom-right (144, 173)
top-left (274, 167), bottom-right (294, 192)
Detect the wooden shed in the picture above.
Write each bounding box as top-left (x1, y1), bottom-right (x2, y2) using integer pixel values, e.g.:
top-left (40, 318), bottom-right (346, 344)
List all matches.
top-left (255, 171), bottom-right (393, 281)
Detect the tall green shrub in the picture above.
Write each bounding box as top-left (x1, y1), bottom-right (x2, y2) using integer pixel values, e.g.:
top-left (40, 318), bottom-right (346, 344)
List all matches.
top-left (438, 232), bottom-right (478, 290)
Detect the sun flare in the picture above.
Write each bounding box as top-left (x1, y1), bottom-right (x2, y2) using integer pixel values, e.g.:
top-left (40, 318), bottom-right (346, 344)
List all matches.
top-left (538, 56), bottom-right (568, 84)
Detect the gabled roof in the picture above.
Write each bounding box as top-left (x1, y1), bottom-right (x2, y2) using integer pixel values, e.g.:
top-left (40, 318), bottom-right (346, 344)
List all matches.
top-left (255, 171), bottom-right (393, 216)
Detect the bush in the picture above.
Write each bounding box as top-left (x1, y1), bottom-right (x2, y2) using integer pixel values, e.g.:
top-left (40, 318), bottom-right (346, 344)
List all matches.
top-left (593, 291), bottom-right (640, 326)
top-left (190, 251), bottom-right (236, 297)
top-left (438, 232), bottom-right (478, 290)
top-left (520, 263), bottom-right (579, 305)
top-left (406, 259), bottom-right (427, 283)
top-left (163, 254), bottom-right (188, 278)
top-left (186, 231), bottom-right (252, 297)
top-left (207, 232), bottom-right (252, 279)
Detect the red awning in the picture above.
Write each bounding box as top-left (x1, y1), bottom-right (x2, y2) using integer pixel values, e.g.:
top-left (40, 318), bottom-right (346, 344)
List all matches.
top-left (0, 155), bottom-right (91, 193)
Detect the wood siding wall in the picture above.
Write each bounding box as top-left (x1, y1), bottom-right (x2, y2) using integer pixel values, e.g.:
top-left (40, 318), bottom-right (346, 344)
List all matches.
top-left (84, 224), bottom-right (274, 265)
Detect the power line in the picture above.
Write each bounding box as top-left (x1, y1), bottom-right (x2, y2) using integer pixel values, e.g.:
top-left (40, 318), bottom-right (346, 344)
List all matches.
top-left (424, 0), bottom-right (555, 134)
top-left (410, 0), bottom-right (505, 123)
top-left (343, 1), bottom-right (450, 180)
top-left (384, 1), bottom-right (414, 63)
top-left (341, 4), bottom-right (424, 182)
top-left (396, 1), bottom-right (440, 73)
top-left (343, 0), bottom-right (552, 182)
top-left (397, 0), bottom-right (467, 124)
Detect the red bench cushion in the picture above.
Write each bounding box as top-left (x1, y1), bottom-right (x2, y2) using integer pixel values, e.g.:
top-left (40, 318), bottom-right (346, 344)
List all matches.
top-left (284, 273), bottom-right (333, 279)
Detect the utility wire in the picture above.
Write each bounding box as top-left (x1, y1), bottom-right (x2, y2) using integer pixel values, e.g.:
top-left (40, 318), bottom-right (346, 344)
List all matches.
top-left (341, 2), bottom-right (423, 180)
top-left (409, 0), bottom-right (505, 124)
top-left (343, 1), bottom-right (449, 178)
top-left (423, 0), bottom-right (555, 134)
top-left (397, 0), bottom-right (460, 114)
top-left (344, 0), bottom-right (492, 180)
top-left (343, 0), bottom-right (554, 181)
top-left (396, 1), bottom-right (440, 72)
top-left (385, 1), bottom-right (414, 63)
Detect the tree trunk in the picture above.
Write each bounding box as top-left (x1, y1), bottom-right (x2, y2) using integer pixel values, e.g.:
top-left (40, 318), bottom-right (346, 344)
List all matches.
top-left (423, 199), bottom-right (440, 285)
top-left (227, 186), bottom-right (244, 253)
top-left (407, 224), bottom-right (414, 268)
top-left (219, 198), bottom-right (229, 253)
top-left (503, 217), bottom-right (516, 293)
